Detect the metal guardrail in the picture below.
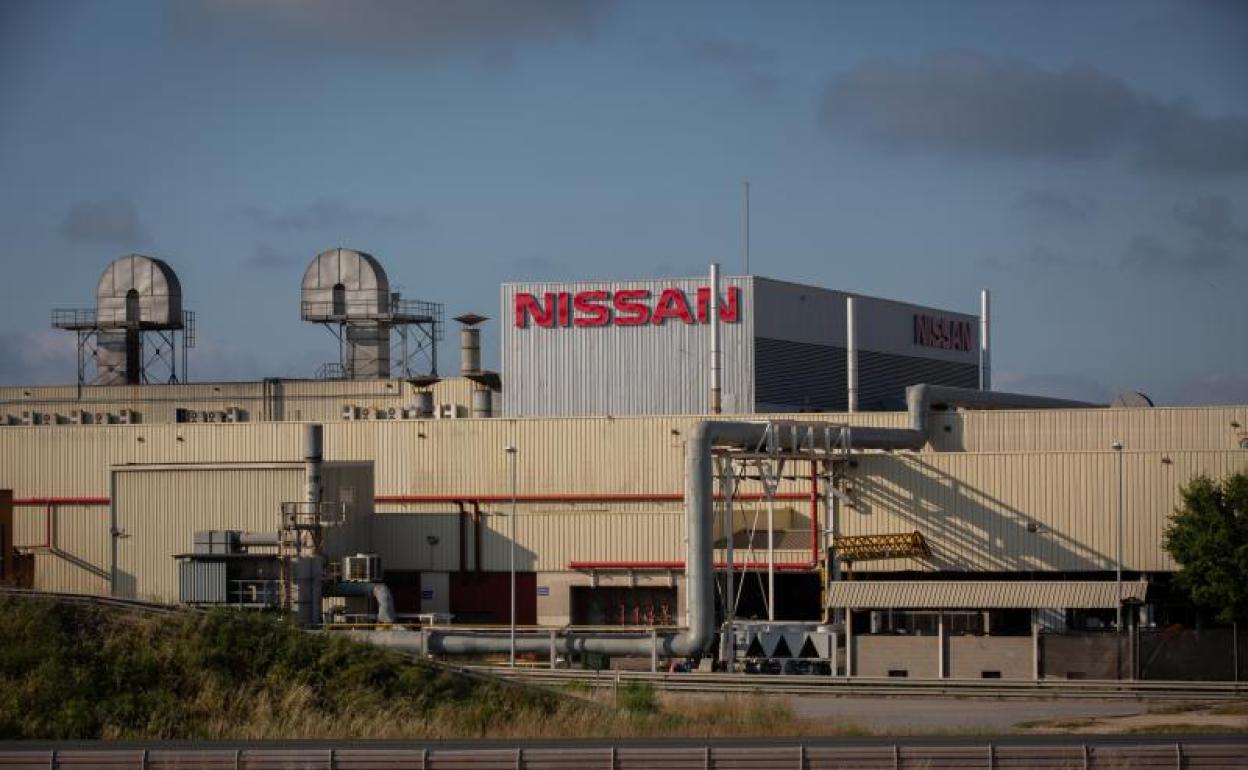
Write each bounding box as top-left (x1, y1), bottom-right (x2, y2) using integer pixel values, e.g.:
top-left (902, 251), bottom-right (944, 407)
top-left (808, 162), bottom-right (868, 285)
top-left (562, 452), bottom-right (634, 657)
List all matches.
top-left (0, 741), bottom-right (1246, 769)
top-left (0, 587), bottom-right (182, 616)
top-left (473, 666), bottom-right (1248, 701)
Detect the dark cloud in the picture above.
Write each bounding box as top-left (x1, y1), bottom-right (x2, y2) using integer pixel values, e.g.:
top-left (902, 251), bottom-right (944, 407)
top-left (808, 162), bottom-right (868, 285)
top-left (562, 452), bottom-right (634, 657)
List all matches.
top-left (176, 0), bottom-right (610, 59)
top-left (60, 195), bottom-right (148, 245)
top-left (1014, 189), bottom-right (1098, 225)
top-left (1023, 246), bottom-right (1076, 269)
top-left (243, 198), bottom-right (416, 231)
top-left (686, 37), bottom-right (779, 95)
top-left (1122, 195), bottom-right (1245, 274)
top-left (497, 255), bottom-right (570, 281)
top-left (1173, 195), bottom-right (1247, 244)
top-left (1121, 234), bottom-right (1232, 274)
top-left (244, 244), bottom-right (302, 270)
top-left (819, 52), bottom-right (1248, 175)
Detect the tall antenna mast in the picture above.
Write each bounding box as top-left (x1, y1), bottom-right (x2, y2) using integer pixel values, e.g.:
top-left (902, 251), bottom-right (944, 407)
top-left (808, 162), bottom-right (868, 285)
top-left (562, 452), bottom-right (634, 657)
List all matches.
top-left (742, 179), bottom-right (751, 275)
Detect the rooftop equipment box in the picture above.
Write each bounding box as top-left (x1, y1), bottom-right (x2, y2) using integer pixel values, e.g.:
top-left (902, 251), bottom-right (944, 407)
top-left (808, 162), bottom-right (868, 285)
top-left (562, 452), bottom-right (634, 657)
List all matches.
top-left (501, 275), bottom-right (981, 417)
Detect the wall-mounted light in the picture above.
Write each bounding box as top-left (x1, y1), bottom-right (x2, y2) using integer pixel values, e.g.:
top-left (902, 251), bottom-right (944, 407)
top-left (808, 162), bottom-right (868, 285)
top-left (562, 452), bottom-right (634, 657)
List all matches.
top-left (1161, 456), bottom-right (1172, 465)
top-left (426, 535), bottom-right (439, 546)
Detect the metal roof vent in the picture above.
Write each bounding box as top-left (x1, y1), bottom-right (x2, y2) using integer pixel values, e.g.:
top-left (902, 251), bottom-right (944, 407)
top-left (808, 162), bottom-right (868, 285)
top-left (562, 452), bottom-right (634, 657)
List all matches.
top-left (52, 254), bottom-right (195, 386)
top-left (301, 247), bottom-right (443, 380)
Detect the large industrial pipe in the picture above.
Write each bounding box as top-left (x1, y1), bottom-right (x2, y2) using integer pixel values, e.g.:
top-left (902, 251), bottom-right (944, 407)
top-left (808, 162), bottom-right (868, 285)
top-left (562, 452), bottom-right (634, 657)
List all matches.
top-left (846, 296), bottom-right (858, 412)
top-left (305, 423), bottom-right (323, 507)
top-left (980, 289), bottom-right (991, 391)
top-left (330, 581), bottom-right (396, 624)
top-left (460, 327), bottom-right (481, 375)
top-left (709, 262), bottom-right (722, 415)
top-left (356, 386), bottom-right (1100, 658)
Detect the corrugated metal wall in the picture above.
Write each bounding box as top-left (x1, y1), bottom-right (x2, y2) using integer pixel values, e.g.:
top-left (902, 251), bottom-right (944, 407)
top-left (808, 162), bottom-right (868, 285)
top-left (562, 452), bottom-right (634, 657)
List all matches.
top-left (846, 449), bottom-right (1248, 572)
top-left (501, 278), bottom-right (756, 417)
top-left (1, 406), bottom-right (1246, 599)
top-left (113, 465), bottom-right (303, 603)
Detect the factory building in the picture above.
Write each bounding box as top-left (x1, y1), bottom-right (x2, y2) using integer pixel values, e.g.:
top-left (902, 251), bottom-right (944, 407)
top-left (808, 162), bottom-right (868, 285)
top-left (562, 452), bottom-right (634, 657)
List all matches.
top-left (2, 250), bottom-right (1247, 680)
top-left (502, 275), bottom-right (983, 416)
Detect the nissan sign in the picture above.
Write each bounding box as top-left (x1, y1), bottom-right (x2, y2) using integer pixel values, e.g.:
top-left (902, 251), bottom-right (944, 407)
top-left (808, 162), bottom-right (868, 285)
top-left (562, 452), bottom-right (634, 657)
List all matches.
top-left (515, 286), bottom-right (742, 328)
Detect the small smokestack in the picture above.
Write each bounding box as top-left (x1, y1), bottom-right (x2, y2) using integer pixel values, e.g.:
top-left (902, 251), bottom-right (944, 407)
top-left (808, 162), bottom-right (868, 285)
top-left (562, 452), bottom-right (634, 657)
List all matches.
top-left (709, 262), bottom-right (722, 415)
top-left (979, 289), bottom-right (991, 391)
top-left (454, 313), bottom-right (488, 376)
top-left (846, 297), bottom-right (858, 412)
top-left (304, 423), bottom-right (323, 505)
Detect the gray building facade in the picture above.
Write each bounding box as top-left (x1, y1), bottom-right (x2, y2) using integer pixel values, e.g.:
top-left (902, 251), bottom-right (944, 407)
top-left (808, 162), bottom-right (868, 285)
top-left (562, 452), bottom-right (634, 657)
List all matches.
top-left (501, 275), bottom-right (981, 417)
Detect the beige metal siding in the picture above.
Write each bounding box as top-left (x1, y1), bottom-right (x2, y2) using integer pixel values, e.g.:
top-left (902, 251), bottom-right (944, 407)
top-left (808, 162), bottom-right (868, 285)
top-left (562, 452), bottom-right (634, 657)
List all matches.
top-left (113, 466), bottom-right (304, 603)
top-left (847, 450), bottom-right (1248, 572)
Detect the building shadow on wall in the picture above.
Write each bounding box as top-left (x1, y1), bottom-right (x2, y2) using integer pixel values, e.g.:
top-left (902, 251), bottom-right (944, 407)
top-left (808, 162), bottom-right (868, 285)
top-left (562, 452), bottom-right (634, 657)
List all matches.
top-left (849, 456), bottom-right (1114, 573)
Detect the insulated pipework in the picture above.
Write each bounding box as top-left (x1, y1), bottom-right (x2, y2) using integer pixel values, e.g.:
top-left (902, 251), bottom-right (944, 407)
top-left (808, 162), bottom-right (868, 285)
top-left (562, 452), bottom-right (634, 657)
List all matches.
top-left (709, 262), bottom-right (722, 415)
top-left (846, 296), bottom-right (859, 412)
top-left (980, 289), bottom-right (991, 391)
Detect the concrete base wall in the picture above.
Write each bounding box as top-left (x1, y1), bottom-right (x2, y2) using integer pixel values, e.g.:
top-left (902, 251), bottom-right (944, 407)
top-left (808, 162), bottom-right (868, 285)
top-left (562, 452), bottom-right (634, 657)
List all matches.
top-left (947, 635), bottom-right (1032, 679)
top-left (854, 635), bottom-right (938, 678)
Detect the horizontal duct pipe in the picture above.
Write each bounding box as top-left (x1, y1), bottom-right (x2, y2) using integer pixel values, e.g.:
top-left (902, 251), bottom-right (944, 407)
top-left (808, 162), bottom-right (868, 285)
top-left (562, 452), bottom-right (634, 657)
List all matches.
top-left (568, 560), bottom-right (816, 572)
top-left (376, 492), bottom-right (810, 504)
top-left (328, 581), bottom-right (396, 624)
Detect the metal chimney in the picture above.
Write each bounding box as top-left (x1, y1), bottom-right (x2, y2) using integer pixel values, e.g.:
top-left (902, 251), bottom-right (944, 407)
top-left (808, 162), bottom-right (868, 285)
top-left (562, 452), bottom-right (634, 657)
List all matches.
top-left (846, 296), bottom-right (858, 412)
top-left (709, 263), bottom-right (722, 415)
top-left (455, 313), bottom-right (493, 418)
top-left (979, 289), bottom-right (991, 391)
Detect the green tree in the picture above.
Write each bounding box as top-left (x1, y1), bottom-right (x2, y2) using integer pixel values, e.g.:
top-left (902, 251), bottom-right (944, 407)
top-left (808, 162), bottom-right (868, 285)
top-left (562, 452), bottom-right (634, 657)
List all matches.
top-left (1163, 472), bottom-right (1248, 625)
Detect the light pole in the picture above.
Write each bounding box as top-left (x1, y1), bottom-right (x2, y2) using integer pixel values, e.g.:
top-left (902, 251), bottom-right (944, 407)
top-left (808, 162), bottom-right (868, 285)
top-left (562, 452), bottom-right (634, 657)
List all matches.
top-left (1111, 440), bottom-right (1123, 630)
top-left (505, 444), bottom-right (518, 667)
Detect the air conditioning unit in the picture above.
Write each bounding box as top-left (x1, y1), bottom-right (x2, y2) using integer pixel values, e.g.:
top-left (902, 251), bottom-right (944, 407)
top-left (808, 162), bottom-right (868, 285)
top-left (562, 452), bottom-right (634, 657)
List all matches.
top-left (224, 407), bottom-right (242, 423)
top-left (20, 411), bottom-right (35, 426)
top-left (117, 409), bottom-right (136, 424)
top-left (94, 412), bottom-right (109, 425)
top-left (69, 410), bottom-right (92, 425)
top-left (341, 405), bottom-right (357, 421)
top-left (342, 553), bottom-right (381, 583)
top-left (386, 407), bottom-right (397, 420)
top-left (359, 407), bottom-right (372, 420)
top-left (436, 404), bottom-right (458, 419)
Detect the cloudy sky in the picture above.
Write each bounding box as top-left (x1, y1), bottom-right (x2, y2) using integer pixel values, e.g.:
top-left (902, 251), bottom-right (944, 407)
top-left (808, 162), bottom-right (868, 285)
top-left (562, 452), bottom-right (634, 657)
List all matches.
top-left (1, 0), bottom-right (1245, 404)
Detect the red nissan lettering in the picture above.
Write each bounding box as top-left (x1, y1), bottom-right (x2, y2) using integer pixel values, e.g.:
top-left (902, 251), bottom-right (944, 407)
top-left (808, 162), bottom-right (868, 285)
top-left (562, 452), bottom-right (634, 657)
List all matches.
top-left (613, 289), bottom-right (651, 326)
top-left (651, 288), bottom-right (694, 325)
top-left (573, 290), bottom-right (611, 327)
top-left (514, 292), bottom-right (557, 328)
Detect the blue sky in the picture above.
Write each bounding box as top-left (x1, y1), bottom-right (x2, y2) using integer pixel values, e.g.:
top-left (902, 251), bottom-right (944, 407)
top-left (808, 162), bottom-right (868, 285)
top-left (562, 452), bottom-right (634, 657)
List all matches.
top-left (1, 0), bottom-right (1245, 404)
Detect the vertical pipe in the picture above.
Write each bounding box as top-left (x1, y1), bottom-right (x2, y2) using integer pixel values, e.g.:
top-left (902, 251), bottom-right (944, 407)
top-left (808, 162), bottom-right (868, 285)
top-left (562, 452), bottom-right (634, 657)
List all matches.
top-left (709, 262), bottom-right (722, 415)
top-left (845, 607), bottom-right (854, 677)
top-left (722, 458), bottom-right (735, 666)
top-left (305, 423), bottom-right (323, 507)
top-left (979, 289), bottom-right (991, 391)
top-left (506, 445), bottom-right (518, 667)
top-left (743, 181), bottom-right (750, 275)
top-left (1118, 441), bottom-right (1128, 626)
top-left (1031, 609), bottom-right (1040, 681)
top-left (766, 481), bottom-right (775, 622)
top-left (846, 297), bottom-right (858, 412)
top-left (937, 611), bottom-right (946, 679)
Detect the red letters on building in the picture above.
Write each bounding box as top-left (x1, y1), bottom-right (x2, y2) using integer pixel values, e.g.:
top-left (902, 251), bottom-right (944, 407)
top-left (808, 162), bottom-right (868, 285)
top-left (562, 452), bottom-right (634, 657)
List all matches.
top-left (514, 286), bottom-right (743, 329)
top-left (572, 290), bottom-right (611, 327)
top-left (913, 313), bottom-right (974, 352)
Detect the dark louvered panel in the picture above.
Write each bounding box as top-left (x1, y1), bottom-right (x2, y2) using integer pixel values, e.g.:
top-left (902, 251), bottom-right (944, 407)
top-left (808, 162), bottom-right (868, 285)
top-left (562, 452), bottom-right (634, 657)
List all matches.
top-left (754, 337), bottom-right (847, 411)
top-left (858, 350), bottom-right (979, 410)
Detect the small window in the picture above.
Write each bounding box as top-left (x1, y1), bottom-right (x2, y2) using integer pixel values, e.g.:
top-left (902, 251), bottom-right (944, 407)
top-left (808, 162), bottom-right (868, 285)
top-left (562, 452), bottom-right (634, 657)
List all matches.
top-left (888, 669), bottom-right (908, 678)
top-left (981, 671), bottom-right (1002, 679)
